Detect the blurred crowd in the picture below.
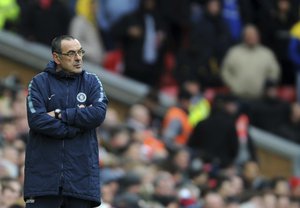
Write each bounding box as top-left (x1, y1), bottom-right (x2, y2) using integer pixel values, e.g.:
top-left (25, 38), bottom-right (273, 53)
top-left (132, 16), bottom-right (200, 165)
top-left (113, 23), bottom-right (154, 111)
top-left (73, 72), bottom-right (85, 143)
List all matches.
top-left (1, 0), bottom-right (299, 88)
top-left (1, 74), bottom-right (300, 208)
top-left (2, 0), bottom-right (300, 207)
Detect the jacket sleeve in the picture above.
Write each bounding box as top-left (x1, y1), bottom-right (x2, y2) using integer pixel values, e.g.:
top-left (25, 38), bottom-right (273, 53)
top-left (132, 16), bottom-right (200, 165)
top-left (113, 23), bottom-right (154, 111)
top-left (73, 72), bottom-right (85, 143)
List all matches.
top-left (62, 74), bottom-right (108, 129)
top-left (27, 77), bottom-right (81, 139)
top-left (266, 49), bottom-right (280, 81)
top-left (221, 49), bottom-right (238, 90)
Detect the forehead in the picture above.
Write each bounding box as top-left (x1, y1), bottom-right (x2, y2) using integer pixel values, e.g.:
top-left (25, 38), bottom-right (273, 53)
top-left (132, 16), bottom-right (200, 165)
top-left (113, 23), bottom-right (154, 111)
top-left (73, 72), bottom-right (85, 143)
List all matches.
top-left (61, 39), bottom-right (81, 52)
top-left (245, 27), bottom-right (257, 35)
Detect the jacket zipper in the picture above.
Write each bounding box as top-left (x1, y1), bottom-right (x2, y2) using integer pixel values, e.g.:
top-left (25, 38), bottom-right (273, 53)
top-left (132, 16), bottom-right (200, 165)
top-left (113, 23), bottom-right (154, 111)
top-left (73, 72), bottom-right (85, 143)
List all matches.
top-left (60, 139), bottom-right (64, 188)
top-left (60, 80), bottom-right (69, 188)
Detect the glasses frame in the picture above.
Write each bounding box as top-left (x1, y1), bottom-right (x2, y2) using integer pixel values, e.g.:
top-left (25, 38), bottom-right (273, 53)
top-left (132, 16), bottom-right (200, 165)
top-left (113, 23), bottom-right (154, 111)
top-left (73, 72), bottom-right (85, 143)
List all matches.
top-left (56, 49), bottom-right (85, 58)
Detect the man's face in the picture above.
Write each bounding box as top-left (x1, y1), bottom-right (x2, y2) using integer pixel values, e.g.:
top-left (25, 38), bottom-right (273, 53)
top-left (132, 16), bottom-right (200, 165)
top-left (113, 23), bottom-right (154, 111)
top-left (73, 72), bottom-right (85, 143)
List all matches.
top-left (244, 26), bottom-right (260, 47)
top-left (54, 39), bottom-right (84, 73)
top-left (207, 0), bottom-right (220, 16)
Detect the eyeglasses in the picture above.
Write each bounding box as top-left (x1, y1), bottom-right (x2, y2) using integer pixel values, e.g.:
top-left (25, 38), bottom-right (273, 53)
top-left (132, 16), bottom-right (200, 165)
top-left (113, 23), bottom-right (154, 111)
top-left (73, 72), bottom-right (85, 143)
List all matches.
top-left (56, 49), bottom-right (85, 58)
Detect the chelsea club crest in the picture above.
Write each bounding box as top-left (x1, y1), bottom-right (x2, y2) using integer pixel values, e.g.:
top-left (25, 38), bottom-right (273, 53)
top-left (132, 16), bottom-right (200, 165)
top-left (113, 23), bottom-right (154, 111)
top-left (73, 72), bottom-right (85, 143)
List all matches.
top-left (77, 92), bottom-right (87, 103)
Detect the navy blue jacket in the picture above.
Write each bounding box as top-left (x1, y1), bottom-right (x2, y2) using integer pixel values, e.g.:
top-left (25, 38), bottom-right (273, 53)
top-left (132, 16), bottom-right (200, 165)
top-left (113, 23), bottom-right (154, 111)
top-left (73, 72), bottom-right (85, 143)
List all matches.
top-left (24, 61), bottom-right (108, 207)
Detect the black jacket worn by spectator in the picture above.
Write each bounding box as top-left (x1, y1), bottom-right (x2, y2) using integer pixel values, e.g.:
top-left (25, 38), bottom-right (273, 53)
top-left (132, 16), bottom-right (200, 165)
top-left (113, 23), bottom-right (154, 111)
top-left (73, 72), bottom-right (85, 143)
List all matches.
top-left (19, 0), bottom-right (71, 46)
top-left (247, 97), bottom-right (291, 135)
top-left (111, 0), bottom-right (167, 87)
top-left (185, 1), bottom-right (232, 87)
top-left (187, 108), bottom-right (239, 168)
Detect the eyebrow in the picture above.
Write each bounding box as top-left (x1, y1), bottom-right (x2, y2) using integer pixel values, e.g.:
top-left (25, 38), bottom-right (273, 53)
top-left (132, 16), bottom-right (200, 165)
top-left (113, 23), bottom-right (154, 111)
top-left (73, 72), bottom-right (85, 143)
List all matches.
top-left (65, 48), bottom-right (83, 53)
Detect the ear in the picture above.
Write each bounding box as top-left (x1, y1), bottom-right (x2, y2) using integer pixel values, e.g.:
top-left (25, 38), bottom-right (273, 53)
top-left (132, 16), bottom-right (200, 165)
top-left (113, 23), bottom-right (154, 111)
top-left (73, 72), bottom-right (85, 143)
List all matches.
top-left (52, 53), bottom-right (61, 64)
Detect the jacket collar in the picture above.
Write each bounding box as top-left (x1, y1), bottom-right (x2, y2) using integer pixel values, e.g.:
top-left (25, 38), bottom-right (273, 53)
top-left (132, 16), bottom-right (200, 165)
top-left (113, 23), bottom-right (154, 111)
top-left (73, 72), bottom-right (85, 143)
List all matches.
top-left (44, 61), bottom-right (84, 79)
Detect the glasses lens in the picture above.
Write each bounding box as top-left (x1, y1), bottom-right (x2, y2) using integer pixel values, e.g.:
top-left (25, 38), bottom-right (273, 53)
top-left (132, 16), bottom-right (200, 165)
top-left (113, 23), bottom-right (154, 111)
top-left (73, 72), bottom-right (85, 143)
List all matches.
top-left (79, 50), bottom-right (85, 57)
top-left (61, 50), bottom-right (85, 57)
top-left (67, 51), bottom-right (76, 57)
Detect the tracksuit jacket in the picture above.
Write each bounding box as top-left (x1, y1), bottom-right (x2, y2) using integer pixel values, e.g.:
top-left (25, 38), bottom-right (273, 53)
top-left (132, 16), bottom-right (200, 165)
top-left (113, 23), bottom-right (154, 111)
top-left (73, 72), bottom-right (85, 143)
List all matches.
top-left (24, 61), bottom-right (108, 207)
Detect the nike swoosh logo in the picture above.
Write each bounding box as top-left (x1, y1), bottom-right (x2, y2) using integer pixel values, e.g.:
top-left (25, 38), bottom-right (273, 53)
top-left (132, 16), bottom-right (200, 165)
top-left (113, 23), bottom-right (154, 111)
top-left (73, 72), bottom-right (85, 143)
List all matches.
top-left (48, 94), bottom-right (55, 100)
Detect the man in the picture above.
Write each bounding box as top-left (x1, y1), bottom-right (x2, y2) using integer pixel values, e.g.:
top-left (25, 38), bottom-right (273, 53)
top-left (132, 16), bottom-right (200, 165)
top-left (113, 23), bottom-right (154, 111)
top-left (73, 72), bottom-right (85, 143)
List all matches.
top-left (112, 0), bottom-right (167, 87)
top-left (221, 24), bottom-right (280, 99)
top-left (161, 87), bottom-right (193, 151)
top-left (203, 192), bottom-right (225, 208)
top-left (24, 35), bottom-right (108, 208)
top-left (187, 94), bottom-right (239, 169)
top-left (289, 19), bottom-right (300, 103)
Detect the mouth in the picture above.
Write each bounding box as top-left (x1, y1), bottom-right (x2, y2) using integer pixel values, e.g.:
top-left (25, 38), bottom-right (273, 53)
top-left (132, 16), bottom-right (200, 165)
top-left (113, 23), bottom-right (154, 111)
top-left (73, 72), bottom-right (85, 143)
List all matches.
top-left (74, 63), bottom-right (82, 68)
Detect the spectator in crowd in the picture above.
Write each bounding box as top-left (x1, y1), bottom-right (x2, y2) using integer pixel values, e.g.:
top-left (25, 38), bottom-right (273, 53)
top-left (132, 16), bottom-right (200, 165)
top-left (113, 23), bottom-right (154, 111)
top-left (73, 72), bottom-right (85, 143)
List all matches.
top-left (246, 80), bottom-right (292, 139)
top-left (239, 191), bottom-right (265, 208)
top-left (234, 113), bottom-right (257, 167)
top-left (98, 107), bottom-right (122, 145)
top-left (223, 0), bottom-right (258, 26)
top-left (99, 167), bottom-right (125, 206)
top-left (0, 75), bottom-right (21, 119)
top-left (258, 0), bottom-right (297, 85)
top-left (59, 0), bottom-right (77, 16)
top-left (101, 125), bottom-right (132, 156)
top-left (222, 0), bottom-right (281, 43)
top-left (203, 191), bottom-right (225, 208)
top-left (19, 0), bottom-right (72, 46)
top-left (112, 0), bottom-right (168, 87)
top-left (262, 191), bottom-right (277, 208)
top-left (221, 24), bottom-right (281, 99)
top-left (271, 177), bottom-right (290, 197)
top-left (183, 79), bottom-right (211, 127)
top-left (186, 0), bottom-right (232, 88)
top-left (187, 94), bottom-right (240, 169)
top-left (177, 183), bottom-right (202, 208)
top-left (289, 176), bottom-right (300, 200)
top-left (0, 145), bottom-right (19, 179)
top-left (221, 0), bottom-right (243, 43)
top-left (126, 103), bottom-right (153, 132)
top-left (116, 171), bottom-right (142, 197)
top-left (229, 174), bottom-right (245, 198)
top-left (150, 171), bottom-right (179, 207)
top-left (241, 160), bottom-right (268, 191)
top-left (278, 102), bottom-right (300, 143)
top-left (0, 0), bottom-right (20, 31)
top-left (163, 147), bottom-right (191, 186)
top-left (126, 104), bottom-right (168, 162)
top-left (97, 0), bottom-right (140, 51)
top-left (277, 195), bottom-right (292, 208)
top-left (215, 176), bottom-right (237, 201)
top-left (1, 122), bottom-right (20, 145)
top-left (69, 0), bottom-right (105, 65)
top-left (289, 19), bottom-right (300, 103)
top-left (113, 192), bottom-right (142, 208)
top-left (161, 87), bottom-right (193, 151)
top-left (0, 177), bottom-right (24, 208)
top-left (11, 88), bottom-right (29, 143)
top-left (157, 0), bottom-right (190, 51)
top-left (190, 0), bottom-right (256, 33)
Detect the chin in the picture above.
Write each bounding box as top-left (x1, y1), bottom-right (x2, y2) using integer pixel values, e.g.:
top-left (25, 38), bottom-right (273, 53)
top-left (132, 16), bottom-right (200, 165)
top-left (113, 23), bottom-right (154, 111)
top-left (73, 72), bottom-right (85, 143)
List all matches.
top-left (73, 68), bottom-right (83, 73)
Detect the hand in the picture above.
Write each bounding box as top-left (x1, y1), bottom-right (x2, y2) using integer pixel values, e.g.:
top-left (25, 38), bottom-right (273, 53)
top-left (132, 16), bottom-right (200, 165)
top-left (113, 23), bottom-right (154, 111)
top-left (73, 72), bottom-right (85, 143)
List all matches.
top-left (78, 104), bottom-right (92, 108)
top-left (48, 111), bottom-right (55, 117)
top-left (48, 110), bottom-right (62, 119)
top-left (156, 31), bottom-right (165, 47)
top-left (128, 26), bottom-right (142, 38)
